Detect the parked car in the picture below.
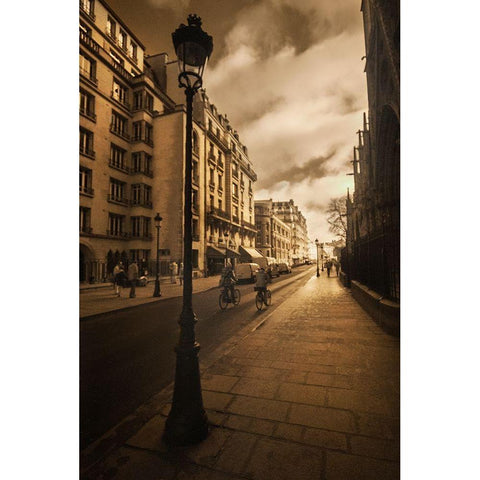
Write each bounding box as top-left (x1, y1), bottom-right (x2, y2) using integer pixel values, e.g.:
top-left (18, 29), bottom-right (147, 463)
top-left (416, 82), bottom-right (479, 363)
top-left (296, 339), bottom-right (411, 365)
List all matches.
top-left (235, 263), bottom-right (260, 283)
top-left (278, 262), bottom-right (292, 274)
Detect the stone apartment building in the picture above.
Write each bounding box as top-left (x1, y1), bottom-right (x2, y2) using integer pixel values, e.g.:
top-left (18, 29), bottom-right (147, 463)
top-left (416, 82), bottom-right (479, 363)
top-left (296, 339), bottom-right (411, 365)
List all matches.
top-left (79, 0), bottom-right (257, 282)
top-left (271, 200), bottom-right (309, 265)
top-left (254, 200), bottom-right (292, 264)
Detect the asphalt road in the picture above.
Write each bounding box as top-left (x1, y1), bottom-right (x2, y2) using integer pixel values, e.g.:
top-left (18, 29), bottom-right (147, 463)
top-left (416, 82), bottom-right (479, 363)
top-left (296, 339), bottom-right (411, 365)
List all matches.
top-left (80, 265), bottom-right (315, 449)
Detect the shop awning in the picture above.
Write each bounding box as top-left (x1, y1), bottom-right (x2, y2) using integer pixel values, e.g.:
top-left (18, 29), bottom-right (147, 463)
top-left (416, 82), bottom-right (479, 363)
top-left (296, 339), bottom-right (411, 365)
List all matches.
top-left (206, 246), bottom-right (226, 259)
top-left (240, 246), bottom-right (264, 262)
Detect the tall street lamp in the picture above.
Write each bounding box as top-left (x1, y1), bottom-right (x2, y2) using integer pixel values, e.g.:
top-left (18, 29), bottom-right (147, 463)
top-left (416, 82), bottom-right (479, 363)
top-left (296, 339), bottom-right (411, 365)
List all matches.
top-left (153, 213), bottom-right (163, 297)
top-left (315, 239), bottom-right (320, 277)
top-left (164, 14), bottom-right (213, 446)
top-left (321, 242), bottom-right (324, 272)
top-left (224, 231), bottom-right (229, 266)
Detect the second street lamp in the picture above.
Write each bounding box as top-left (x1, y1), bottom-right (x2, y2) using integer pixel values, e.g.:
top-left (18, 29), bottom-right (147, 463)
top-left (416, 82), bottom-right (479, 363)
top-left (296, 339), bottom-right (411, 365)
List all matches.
top-left (315, 239), bottom-right (320, 277)
top-left (164, 14), bottom-right (213, 447)
top-left (224, 231), bottom-right (229, 266)
top-left (153, 213), bottom-right (162, 297)
top-left (321, 242), bottom-right (324, 272)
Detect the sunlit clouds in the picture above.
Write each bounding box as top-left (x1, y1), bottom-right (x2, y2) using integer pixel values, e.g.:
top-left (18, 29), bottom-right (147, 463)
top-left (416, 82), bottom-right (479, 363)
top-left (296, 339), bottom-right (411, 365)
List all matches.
top-left (110, 0), bottom-right (368, 243)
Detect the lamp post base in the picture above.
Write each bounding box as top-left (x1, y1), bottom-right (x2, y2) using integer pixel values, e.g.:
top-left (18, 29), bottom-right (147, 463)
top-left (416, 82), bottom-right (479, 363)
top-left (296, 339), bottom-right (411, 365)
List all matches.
top-left (163, 343), bottom-right (209, 446)
top-left (153, 279), bottom-right (161, 297)
top-left (316, 269), bottom-right (320, 277)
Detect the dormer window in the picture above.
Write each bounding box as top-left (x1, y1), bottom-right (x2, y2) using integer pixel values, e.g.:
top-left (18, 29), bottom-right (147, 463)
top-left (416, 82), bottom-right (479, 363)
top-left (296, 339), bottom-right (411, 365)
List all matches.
top-left (107, 16), bottom-right (116, 39)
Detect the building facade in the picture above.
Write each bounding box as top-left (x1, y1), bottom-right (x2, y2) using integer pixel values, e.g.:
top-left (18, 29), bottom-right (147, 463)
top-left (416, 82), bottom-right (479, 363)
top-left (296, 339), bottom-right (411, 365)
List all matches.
top-left (79, 0), bottom-right (257, 282)
top-left (343, 0), bottom-right (400, 302)
top-left (271, 200), bottom-right (309, 265)
top-left (254, 200), bottom-right (291, 264)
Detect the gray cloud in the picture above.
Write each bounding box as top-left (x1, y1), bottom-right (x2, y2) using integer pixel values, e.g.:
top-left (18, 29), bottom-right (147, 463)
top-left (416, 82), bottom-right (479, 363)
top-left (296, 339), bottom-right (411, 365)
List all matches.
top-left (258, 150), bottom-right (338, 189)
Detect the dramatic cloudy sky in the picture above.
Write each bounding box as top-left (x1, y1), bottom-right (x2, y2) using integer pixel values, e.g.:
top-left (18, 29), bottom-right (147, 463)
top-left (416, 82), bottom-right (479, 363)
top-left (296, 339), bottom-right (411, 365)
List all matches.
top-left (108, 0), bottom-right (368, 249)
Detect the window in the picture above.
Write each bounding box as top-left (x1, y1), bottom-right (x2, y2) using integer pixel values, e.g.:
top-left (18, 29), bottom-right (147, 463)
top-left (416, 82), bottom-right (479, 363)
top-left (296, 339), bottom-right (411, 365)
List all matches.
top-left (133, 121), bottom-right (142, 141)
top-left (232, 183), bottom-right (238, 197)
top-left (210, 195), bottom-right (214, 207)
top-left (107, 16), bottom-right (116, 38)
top-left (132, 152), bottom-right (153, 176)
top-left (79, 53), bottom-right (96, 83)
top-left (119, 29), bottom-right (127, 50)
top-left (218, 152), bottom-right (223, 166)
top-left (218, 173), bottom-right (223, 191)
top-left (133, 121), bottom-right (153, 145)
top-left (80, 206), bottom-right (91, 233)
top-left (111, 110), bottom-right (128, 139)
top-left (80, 166), bottom-right (93, 195)
top-left (232, 162), bottom-right (239, 178)
top-left (80, 0), bottom-right (94, 17)
top-left (145, 93), bottom-right (153, 112)
top-left (145, 123), bottom-right (153, 145)
top-left (133, 91), bottom-right (143, 110)
top-left (209, 168), bottom-right (215, 185)
top-left (112, 79), bottom-right (129, 106)
top-left (218, 199), bottom-right (222, 211)
top-left (129, 40), bottom-right (138, 61)
top-left (109, 178), bottom-right (127, 204)
top-left (79, 128), bottom-right (94, 158)
top-left (108, 213), bottom-right (125, 236)
top-left (193, 131), bottom-right (199, 154)
top-left (131, 216), bottom-right (150, 238)
top-left (131, 184), bottom-right (152, 207)
top-left (109, 144), bottom-right (127, 171)
top-left (79, 89), bottom-right (95, 120)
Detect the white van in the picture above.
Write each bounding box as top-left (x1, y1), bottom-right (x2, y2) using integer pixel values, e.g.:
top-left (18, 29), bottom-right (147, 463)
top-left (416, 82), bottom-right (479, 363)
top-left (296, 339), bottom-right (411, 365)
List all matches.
top-left (235, 263), bottom-right (260, 283)
top-left (256, 257), bottom-right (280, 278)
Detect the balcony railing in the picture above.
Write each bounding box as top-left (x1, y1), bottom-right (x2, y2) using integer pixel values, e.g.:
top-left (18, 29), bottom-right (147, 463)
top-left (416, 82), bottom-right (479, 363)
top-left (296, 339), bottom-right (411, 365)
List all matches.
top-left (209, 181), bottom-right (215, 191)
top-left (241, 220), bottom-right (257, 231)
top-left (111, 60), bottom-right (134, 81)
top-left (111, 91), bottom-right (130, 109)
top-left (106, 230), bottom-right (130, 239)
top-left (108, 194), bottom-right (129, 206)
top-left (131, 233), bottom-right (153, 240)
top-left (110, 125), bottom-right (130, 141)
top-left (131, 199), bottom-right (153, 208)
top-left (208, 207), bottom-right (230, 220)
top-left (80, 185), bottom-right (94, 196)
top-left (109, 161), bottom-right (129, 174)
top-left (80, 146), bottom-right (95, 159)
top-left (131, 168), bottom-right (153, 178)
top-left (132, 135), bottom-right (153, 147)
top-left (79, 30), bottom-right (99, 53)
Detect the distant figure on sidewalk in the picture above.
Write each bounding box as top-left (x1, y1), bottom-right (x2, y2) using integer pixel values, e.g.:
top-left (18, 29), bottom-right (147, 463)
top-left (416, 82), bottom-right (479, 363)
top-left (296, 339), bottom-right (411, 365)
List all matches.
top-left (113, 262), bottom-right (125, 297)
top-left (169, 261), bottom-right (177, 284)
top-left (334, 260), bottom-right (340, 276)
top-left (326, 260), bottom-right (332, 277)
top-left (179, 262), bottom-right (184, 286)
top-left (128, 260), bottom-right (139, 298)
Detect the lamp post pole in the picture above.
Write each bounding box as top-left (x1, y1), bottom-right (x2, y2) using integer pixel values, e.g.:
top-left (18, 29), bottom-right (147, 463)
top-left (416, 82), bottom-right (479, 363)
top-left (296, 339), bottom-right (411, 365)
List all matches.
top-left (321, 242), bottom-right (324, 272)
top-left (153, 213), bottom-right (162, 297)
top-left (164, 14), bottom-right (213, 446)
top-left (224, 232), bottom-right (229, 266)
top-left (315, 239), bottom-right (320, 277)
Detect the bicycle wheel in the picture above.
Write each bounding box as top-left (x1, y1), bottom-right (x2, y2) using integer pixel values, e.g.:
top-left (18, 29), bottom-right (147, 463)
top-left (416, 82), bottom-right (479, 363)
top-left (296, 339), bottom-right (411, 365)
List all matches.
top-left (265, 290), bottom-right (272, 306)
top-left (233, 289), bottom-right (241, 305)
top-left (255, 292), bottom-right (263, 311)
top-left (219, 292), bottom-right (228, 310)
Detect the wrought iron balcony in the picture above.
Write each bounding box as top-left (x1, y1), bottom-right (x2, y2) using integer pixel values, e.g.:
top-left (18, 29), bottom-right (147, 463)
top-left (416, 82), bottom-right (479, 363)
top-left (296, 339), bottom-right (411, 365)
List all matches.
top-left (106, 230), bottom-right (130, 239)
top-left (108, 194), bottom-right (129, 206)
top-left (79, 30), bottom-right (99, 53)
top-left (110, 125), bottom-right (130, 141)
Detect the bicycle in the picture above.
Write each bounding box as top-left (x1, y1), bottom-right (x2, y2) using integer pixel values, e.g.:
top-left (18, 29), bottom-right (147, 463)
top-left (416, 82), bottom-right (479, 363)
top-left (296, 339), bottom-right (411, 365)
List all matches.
top-left (219, 286), bottom-right (241, 310)
top-left (254, 287), bottom-right (271, 311)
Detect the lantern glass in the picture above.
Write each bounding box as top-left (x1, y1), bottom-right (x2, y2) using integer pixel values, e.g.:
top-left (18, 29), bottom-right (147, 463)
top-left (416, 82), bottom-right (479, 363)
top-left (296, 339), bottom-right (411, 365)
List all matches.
top-left (176, 41), bottom-right (208, 77)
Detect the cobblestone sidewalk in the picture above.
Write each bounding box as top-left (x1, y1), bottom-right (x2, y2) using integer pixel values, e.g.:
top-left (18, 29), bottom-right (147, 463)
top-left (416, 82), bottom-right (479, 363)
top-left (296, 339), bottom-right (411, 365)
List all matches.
top-left (81, 272), bottom-right (400, 480)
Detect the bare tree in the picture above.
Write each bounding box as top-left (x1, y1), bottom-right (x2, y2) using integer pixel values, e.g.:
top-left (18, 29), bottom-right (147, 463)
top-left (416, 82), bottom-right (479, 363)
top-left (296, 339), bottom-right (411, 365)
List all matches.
top-left (326, 196), bottom-right (347, 240)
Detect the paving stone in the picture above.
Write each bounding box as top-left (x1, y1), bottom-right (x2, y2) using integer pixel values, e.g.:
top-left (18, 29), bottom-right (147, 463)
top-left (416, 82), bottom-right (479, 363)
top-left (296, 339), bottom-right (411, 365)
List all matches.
top-left (277, 382), bottom-right (327, 406)
top-left (126, 414), bottom-right (167, 452)
top-left (325, 451), bottom-right (399, 480)
top-left (245, 437), bottom-right (324, 480)
top-left (230, 377), bottom-right (280, 399)
top-left (349, 435), bottom-right (400, 461)
top-left (237, 365), bottom-right (287, 381)
top-left (201, 374), bottom-right (240, 393)
top-left (181, 427), bottom-right (232, 468)
top-left (226, 396), bottom-right (290, 422)
top-left (202, 391), bottom-right (233, 411)
top-left (355, 413), bottom-right (400, 439)
top-left (327, 388), bottom-right (393, 416)
top-left (306, 372), bottom-right (352, 389)
top-left (213, 431), bottom-right (257, 474)
top-left (288, 404), bottom-right (356, 433)
top-left (273, 423), bottom-right (304, 442)
top-left (303, 427), bottom-right (348, 451)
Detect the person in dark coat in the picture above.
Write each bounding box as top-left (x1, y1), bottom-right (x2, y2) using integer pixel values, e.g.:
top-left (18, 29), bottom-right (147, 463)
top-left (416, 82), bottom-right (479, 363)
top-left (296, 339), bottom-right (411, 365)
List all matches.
top-left (127, 261), bottom-right (139, 298)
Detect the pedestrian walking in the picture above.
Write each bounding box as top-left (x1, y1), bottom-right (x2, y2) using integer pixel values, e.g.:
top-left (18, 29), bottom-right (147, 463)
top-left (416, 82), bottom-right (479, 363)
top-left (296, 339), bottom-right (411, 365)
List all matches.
top-left (113, 262), bottom-right (125, 296)
top-left (169, 261), bottom-right (177, 284)
top-left (326, 260), bottom-right (332, 277)
top-left (128, 260), bottom-right (139, 298)
top-left (334, 260), bottom-right (340, 276)
top-left (178, 262), bottom-right (184, 286)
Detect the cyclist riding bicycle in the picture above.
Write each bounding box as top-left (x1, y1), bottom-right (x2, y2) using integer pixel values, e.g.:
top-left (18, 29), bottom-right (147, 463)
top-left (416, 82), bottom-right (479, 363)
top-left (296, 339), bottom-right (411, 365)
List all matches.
top-left (255, 266), bottom-right (270, 293)
top-left (220, 262), bottom-right (237, 301)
